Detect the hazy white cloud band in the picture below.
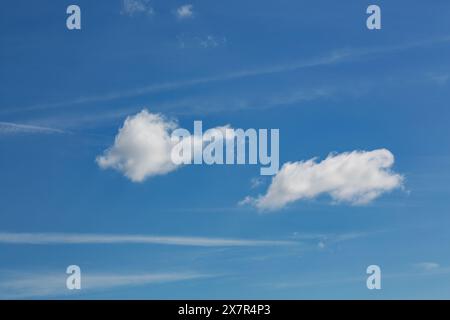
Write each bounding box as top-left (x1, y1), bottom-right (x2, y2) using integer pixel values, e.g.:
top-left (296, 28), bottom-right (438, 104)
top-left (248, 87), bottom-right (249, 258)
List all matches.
top-left (0, 271), bottom-right (209, 298)
top-left (0, 232), bottom-right (295, 247)
top-left (0, 122), bottom-right (65, 135)
top-left (5, 35), bottom-right (450, 115)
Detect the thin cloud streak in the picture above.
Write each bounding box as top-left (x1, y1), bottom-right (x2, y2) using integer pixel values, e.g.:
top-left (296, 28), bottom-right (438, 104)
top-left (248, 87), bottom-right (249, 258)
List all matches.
top-left (0, 122), bottom-right (66, 135)
top-left (270, 267), bottom-right (450, 290)
top-left (22, 85), bottom-right (336, 130)
top-left (4, 35), bottom-right (449, 115)
top-left (0, 232), bottom-right (296, 247)
top-left (0, 271), bottom-right (210, 298)
top-left (0, 54), bottom-right (341, 114)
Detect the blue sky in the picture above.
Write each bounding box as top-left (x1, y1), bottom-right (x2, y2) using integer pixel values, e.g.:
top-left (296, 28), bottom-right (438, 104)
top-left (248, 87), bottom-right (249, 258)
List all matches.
top-left (0, 0), bottom-right (450, 299)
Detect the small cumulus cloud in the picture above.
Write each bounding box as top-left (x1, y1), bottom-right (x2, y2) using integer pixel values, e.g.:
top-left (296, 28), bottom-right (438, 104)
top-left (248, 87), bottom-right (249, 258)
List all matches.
top-left (121, 0), bottom-right (154, 16)
top-left (96, 110), bottom-right (234, 182)
top-left (96, 110), bottom-right (178, 182)
top-left (243, 149), bottom-right (404, 211)
top-left (176, 4), bottom-right (194, 19)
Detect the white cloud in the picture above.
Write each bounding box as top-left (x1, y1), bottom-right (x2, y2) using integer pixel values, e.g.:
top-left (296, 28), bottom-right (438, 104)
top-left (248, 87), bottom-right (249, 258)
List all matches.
top-left (9, 35), bottom-right (450, 114)
top-left (96, 110), bottom-right (236, 182)
top-left (0, 122), bottom-right (65, 135)
top-left (250, 177), bottom-right (264, 189)
top-left (121, 0), bottom-right (154, 16)
top-left (0, 271), bottom-right (208, 298)
top-left (244, 149), bottom-right (403, 211)
top-left (96, 110), bottom-right (178, 182)
top-left (428, 73), bottom-right (449, 86)
top-left (177, 34), bottom-right (227, 49)
top-left (414, 262), bottom-right (440, 271)
top-left (176, 4), bottom-right (194, 19)
top-left (199, 35), bottom-right (226, 48)
top-left (0, 232), bottom-right (295, 247)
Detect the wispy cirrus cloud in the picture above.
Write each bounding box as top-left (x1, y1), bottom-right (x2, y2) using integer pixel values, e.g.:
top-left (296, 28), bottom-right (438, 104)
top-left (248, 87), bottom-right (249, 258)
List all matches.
top-left (270, 264), bottom-right (450, 290)
top-left (121, 0), bottom-right (154, 16)
top-left (0, 122), bottom-right (65, 135)
top-left (0, 232), bottom-right (296, 247)
top-left (413, 262), bottom-right (441, 271)
top-left (177, 34), bottom-right (227, 49)
top-left (23, 85), bottom-right (336, 131)
top-left (0, 52), bottom-right (344, 115)
top-left (5, 35), bottom-right (450, 115)
top-left (427, 73), bottom-right (449, 86)
top-left (0, 271), bottom-right (210, 299)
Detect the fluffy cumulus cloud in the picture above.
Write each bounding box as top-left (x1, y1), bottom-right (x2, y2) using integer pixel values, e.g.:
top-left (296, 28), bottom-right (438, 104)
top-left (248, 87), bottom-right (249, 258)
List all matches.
top-left (96, 110), bottom-right (178, 182)
top-left (176, 4), bottom-right (194, 19)
top-left (96, 109), bottom-right (232, 182)
top-left (244, 149), bottom-right (403, 211)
